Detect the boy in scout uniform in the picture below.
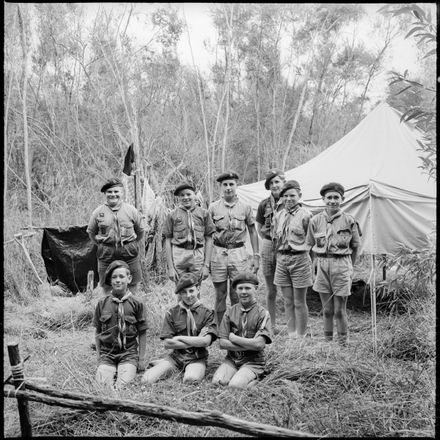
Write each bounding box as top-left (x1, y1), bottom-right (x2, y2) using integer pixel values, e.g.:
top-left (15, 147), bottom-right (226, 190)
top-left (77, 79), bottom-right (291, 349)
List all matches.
top-left (272, 180), bottom-right (313, 339)
top-left (141, 273), bottom-right (218, 384)
top-left (255, 169), bottom-right (286, 329)
top-left (306, 182), bottom-right (361, 345)
top-left (209, 171), bottom-right (260, 325)
top-left (87, 178), bottom-right (145, 294)
top-left (93, 260), bottom-right (147, 390)
top-left (212, 272), bottom-right (272, 389)
top-left (164, 182), bottom-right (215, 285)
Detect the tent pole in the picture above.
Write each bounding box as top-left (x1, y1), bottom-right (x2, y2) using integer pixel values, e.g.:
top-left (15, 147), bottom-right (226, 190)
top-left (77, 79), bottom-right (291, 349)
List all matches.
top-left (368, 189), bottom-right (377, 355)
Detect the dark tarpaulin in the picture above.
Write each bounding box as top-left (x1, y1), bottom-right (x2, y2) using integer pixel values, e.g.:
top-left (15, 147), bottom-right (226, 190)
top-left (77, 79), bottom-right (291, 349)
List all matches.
top-left (41, 226), bottom-right (98, 293)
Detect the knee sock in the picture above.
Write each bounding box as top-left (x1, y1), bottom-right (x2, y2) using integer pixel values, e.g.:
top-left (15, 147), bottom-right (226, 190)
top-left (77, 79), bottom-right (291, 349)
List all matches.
top-left (324, 331), bottom-right (333, 341)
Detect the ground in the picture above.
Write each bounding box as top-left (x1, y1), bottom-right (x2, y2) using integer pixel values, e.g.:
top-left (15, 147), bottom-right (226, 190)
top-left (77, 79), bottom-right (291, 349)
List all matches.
top-left (3, 275), bottom-right (435, 437)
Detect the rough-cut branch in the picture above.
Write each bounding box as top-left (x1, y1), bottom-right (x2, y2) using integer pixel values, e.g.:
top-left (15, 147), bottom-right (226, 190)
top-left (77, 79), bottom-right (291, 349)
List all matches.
top-left (4, 384), bottom-right (315, 438)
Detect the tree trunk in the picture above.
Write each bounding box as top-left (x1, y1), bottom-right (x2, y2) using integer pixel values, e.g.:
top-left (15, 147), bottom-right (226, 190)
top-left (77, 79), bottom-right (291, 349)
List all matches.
top-left (17, 3), bottom-right (32, 228)
top-left (281, 77), bottom-right (308, 171)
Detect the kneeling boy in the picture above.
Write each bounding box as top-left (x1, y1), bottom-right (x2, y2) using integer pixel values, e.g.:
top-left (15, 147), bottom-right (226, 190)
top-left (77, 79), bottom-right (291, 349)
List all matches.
top-left (93, 260), bottom-right (147, 390)
top-left (212, 272), bottom-right (272, 389)
top-left (141, 273), bottom-right (217, 384)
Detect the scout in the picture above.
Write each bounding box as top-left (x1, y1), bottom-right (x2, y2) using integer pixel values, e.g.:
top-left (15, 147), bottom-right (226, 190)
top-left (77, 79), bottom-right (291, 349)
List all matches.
top-left (141, 273), bottom-right (217, 384)
top-left (209, 171), bottom-right (260, 325)
top-left (87, 178), bottom-right (145, 294)
top-left (164, 182), bottom-right (215, 285)
top-left (272, 180), bottom-right (313, 339)
top-left (93, 260), bottom-right (147, 390)
top-left (255, 168), bottom-right (286, 329)
top-left (212, 272), bottom-right (272, 389)
top-left (306, 182), bottom-right (361, 345)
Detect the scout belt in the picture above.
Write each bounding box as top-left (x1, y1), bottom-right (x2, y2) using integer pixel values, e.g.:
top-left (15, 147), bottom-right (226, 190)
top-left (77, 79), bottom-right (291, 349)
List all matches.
top-left (214, 241), bottom-right (244, 249)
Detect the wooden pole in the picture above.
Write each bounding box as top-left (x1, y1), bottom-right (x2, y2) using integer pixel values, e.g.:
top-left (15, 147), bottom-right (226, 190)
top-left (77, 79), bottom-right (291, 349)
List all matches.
top-left (7, 343), bottom-right (32, 437)
top-left (4, 384), bottom-right (315, 438)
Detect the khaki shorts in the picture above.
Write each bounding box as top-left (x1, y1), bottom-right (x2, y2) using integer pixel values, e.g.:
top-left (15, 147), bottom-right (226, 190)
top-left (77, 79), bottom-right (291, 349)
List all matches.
top-left (261, 239), bottom-right (277, 277)
top-left (172, 246), bottom-right (204, 278)
top-left (224, 355), bottom-right (266, 379)
top-left (167, 354), bottom-right (207, 372)
top-left (210, 245), bottom-right (249, 283)
top-left (274, 252), bottom-right (313, 288)
top-left (313, 255), bottom-right (353, 297)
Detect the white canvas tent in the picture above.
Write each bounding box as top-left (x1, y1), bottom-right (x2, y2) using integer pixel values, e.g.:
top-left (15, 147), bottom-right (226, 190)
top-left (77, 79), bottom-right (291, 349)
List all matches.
top-left (237, 102), bottom-right (436, 256)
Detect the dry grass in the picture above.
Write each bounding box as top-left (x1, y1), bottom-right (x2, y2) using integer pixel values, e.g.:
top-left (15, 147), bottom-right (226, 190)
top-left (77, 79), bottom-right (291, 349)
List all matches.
top-left (3, 273), bottom-right (435, 438)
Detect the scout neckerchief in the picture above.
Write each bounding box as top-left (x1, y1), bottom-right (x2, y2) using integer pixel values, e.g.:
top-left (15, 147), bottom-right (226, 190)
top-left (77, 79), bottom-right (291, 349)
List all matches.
top-left (105, 203), bottom-right (122, 247)
top-left (239, 301), bottom-right (257, 337)
top-left (278, 203), bottom-right (301, 249)
top-left (178, 300), bottom-right (201, 336)
top-left (222, 197), bottom-right (238, 231)
top-left (179, 205), bottom-right (197, 250)
top-left (324, 209), bottom-right (342, 252)
top-left (111, 291), bottom-right (132, 349)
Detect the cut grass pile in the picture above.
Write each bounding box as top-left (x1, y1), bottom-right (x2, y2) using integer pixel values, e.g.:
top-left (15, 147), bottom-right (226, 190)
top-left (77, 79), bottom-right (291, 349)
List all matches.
top-left (3, 278), bottom-right (435, 437)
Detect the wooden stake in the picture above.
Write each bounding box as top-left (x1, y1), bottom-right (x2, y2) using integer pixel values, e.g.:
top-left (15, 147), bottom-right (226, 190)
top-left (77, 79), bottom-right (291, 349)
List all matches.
top-left (7, 343), bottom-right (32, 437)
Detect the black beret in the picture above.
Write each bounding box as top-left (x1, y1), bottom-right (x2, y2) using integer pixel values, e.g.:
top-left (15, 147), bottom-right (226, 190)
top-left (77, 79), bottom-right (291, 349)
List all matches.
top-left (279, 180), bottom-right (301, 198)
top-left (175, 272), bottom-right (199, 294)
top-left (231, 271), bottom-right (259, 289)
top-left (216, 171), bottom-right (239, 183)
top-left (173, 182), bottom-right (196, 196)
top-left (101, 178), bottom-right (123, 193)
top-left (264, 168), bottom-right (285, 190)
top-left (320, 182), bottom-right (345, 197)
top-left (104, 260), bottom-right (130, 285)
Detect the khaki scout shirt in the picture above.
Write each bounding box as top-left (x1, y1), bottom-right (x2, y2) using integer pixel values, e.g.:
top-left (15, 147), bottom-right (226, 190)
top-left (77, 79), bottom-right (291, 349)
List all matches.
top-left (160, 303), bottom-right (218, 362)
top-left (256, 195), bottom-right (284, 240)
top-left (219, 302), bottom-right (272, 364)
top-left (208, 197), bottom-right (255, 246)
top-left (93, 293), bottom-right (147, 352)
top-left (306, 209), bottom-right (361, 255)
top-left (87, 202), bottom-right (144, 247)
top-left (272, 204), bottom-right (313, 252)
top-left (163, 205), bottom-right (215, 246)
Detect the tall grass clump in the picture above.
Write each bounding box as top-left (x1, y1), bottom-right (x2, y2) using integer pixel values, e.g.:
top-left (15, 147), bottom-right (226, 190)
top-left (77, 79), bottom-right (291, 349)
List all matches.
top-left (375, 233), bottom-right (436, 362)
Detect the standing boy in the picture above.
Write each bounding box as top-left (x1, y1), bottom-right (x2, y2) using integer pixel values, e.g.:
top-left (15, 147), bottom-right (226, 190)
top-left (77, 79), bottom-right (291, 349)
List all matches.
top-left (212, 272), bottom-right (272, 389)
top-left (141, 273), bottom-right (217, 384)
top-left (87, 178), bottom-right (145, 294)
top-left (272, 180), bottom-right (313, 339)
top-left (93, 260), bottom-right (147, 390)
top-left (255, 169), bottom-right (286, 329)
top-left (164, 182), bottom-right (215, 285)
top-left (209, 171), bottom-right (260, 325)
top-left (306, 182), bottom-right (361, 345)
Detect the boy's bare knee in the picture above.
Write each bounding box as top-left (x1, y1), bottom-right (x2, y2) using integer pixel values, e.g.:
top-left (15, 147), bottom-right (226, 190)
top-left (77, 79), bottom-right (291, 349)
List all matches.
top-left (183, 375), bottom-right (202, 384)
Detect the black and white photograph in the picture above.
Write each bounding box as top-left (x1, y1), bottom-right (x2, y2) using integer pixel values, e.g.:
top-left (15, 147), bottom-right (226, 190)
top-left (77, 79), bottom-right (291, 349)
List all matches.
top-left (4, 2), bottom-right (436, 437)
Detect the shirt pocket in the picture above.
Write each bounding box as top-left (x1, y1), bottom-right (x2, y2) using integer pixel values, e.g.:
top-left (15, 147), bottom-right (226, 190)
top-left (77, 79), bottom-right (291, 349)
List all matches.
top-left (232, 214), bottom-right (246, 231)
top-left (120, 222), bottom-right (135, 239)
top-left (99, 314), bottom-right (112, 333)
top-left (336, 229), bottom-right (351, 249)
top-left (124, 315), bottom-right (138, 338)
top-left (212, 215), bottom-right (227, 230)
top-left (194, 224), bottom-right (205, 242)
top-left (97, 218), bottom-right (109, 236)
top-left (290, 224), bottom-right (306, 245)
top-left (174, 319), bottom-right (188, 335)
top-left (314, 232), bottom-right (326, 249)
top-left (263, 208), bottom-right (273, 230)
top-left (173, 224), bottom-right (187, 239)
